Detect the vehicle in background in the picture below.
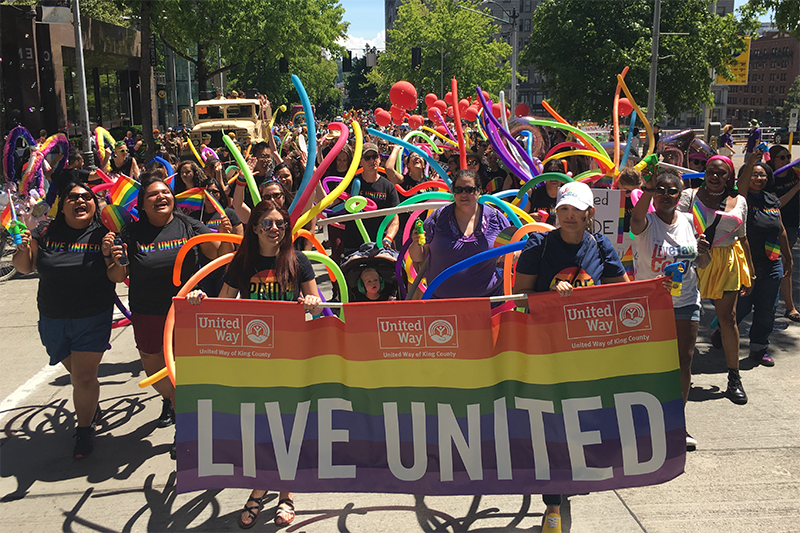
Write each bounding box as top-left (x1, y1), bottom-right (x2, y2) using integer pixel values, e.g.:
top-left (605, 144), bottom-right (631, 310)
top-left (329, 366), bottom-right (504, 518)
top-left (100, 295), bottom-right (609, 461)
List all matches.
top-left (190, 98), bottom-right (272, 148)
top-left (772, 127), bottom-right (800, 145)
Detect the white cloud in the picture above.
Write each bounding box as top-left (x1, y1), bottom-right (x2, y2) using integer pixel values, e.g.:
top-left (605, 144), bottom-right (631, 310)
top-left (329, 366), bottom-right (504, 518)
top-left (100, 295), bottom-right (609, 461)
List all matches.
top-left (338, 31), bottom-right (386, 58)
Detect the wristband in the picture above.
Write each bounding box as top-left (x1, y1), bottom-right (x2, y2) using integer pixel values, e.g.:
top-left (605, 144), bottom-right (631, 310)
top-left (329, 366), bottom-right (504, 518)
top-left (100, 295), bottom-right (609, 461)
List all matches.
top-left (382, 237), bottom-right (393, 246)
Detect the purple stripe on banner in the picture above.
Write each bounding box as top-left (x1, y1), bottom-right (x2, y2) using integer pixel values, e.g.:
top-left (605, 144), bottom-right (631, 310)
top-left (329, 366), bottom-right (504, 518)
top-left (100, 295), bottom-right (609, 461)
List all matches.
top-left (175, 399), bottom-right (686, 446)
top-left (176, 454), bottom-right (685, 495)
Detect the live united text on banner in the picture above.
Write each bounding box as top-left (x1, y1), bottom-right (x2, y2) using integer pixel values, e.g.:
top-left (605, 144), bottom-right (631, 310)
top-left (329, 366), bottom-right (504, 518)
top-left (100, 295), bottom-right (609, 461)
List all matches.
top-left (174, 279), bottom-right (685, 495)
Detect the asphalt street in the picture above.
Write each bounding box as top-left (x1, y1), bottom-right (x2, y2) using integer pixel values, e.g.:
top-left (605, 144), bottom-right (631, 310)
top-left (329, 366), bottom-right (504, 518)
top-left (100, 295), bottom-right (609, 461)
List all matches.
top-left (1, 150), bottom-right (798, 532)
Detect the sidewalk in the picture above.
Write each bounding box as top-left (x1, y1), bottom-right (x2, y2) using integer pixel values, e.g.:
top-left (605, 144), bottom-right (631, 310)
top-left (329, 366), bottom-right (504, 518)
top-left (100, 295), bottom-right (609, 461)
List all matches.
top-left (0, 242), bottom-right (798, 533)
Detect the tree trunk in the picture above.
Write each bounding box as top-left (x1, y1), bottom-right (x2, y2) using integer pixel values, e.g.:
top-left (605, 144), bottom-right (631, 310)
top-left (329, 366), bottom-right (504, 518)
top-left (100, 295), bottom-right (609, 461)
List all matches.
top-left (140, 0), bottom-right (155, 161)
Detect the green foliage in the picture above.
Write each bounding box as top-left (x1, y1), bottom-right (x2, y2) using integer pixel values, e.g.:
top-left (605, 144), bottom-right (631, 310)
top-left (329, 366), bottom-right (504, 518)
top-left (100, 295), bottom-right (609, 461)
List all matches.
top-left (522, 0), bottom-right (760, 122)
top-left (344, 56), bottom-right (381, 111)
top-left (740, 0), bottom-right (800, 39)
top-left (365, 0), bottom-right (512, 107)
top-left (775, 75), bottom-right (800, 124)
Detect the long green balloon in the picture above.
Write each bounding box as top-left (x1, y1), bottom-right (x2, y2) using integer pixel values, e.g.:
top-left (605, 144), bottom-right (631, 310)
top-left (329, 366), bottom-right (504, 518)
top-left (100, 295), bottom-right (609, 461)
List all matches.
top-left (375, 191), bottom-right (454, 245)
top-left (223, 132), bottom-right (260, 205)
top-left (302, 251), bottom-right (348, 321)
top-left (516, 172), bottom-right (575, 202)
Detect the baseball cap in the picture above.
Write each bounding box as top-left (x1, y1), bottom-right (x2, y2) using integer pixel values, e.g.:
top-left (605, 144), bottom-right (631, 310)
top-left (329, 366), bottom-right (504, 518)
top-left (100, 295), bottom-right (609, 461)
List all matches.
top-left (363, 143), bottom-right (379, 155)
top-left (556, 181), bottom-right (594, 211)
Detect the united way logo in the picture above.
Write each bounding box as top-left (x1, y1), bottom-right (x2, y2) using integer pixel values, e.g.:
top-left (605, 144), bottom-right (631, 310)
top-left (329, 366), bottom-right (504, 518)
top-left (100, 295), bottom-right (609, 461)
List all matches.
top-left (427, 319), bottom-right (454, 344)
top-left (245, 319), bottom-right (270, 344)
top-left (619, 303), bottom-right (646, 328)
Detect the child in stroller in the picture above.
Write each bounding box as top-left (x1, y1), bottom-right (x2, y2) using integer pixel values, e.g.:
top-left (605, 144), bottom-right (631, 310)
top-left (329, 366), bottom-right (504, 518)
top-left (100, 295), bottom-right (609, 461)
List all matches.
top-left (340, 243), bottom-right (406, 302)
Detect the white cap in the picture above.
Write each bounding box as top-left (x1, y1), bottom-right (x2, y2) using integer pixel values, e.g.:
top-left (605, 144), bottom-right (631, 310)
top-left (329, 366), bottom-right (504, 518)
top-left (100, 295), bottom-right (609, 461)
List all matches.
top-left (556, 181), bottom-right (593, 211)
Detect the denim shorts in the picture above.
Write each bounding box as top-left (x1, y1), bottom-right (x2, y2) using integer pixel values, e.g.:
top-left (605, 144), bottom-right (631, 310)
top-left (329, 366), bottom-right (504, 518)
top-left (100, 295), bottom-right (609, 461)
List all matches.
top-left (673, 303), bottom-right (701, 322)
top-left (38, 308), bottom-right (113, 365)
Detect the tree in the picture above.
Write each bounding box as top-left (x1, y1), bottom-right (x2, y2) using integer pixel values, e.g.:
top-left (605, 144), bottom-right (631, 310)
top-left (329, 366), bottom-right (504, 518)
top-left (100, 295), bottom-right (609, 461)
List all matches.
top-left (365, 0), bottom-right (512, 107)
top-left (521, 0), bottom-right (760, 122)
top-left (344, 55), bottom-right (381, 111)
top-left (775, 75), bottom-right (800, 124)
top-left (740, 0), bottom-right (800, 39)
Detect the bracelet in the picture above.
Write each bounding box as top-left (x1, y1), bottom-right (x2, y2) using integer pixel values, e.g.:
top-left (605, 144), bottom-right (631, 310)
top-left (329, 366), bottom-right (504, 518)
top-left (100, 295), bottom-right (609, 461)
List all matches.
top-left (382, 237), bottom-right (393, 245)
top-left (103, 254), bottom-right (112, 258)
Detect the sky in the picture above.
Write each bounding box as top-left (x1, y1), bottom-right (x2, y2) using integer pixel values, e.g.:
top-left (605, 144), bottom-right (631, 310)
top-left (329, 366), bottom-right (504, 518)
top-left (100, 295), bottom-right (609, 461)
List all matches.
top-left (338, 0), bottom-right (385, 57)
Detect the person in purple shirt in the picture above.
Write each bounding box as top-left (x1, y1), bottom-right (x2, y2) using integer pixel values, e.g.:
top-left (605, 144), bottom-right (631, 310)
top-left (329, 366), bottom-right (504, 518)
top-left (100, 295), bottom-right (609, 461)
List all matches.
top-left (409, 169), bottom-right (509, 299)
top-left (743, 119), bottom-right (761, 161)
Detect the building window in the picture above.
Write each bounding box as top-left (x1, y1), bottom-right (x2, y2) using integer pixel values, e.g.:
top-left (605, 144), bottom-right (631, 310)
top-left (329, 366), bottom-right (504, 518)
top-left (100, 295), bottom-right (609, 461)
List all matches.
top-left (524, 0), bottom-right (531, 12)
top-left (523, 18), bottom-right (531, 32)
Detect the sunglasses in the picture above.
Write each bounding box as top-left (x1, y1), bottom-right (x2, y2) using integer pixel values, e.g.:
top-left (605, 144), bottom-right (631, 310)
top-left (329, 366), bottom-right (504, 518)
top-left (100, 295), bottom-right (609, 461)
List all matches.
top-left (259, 219), bottom-right (286, 231)
top-left (262, 191), bottom-right (284, 201)
top-left (453, 185), bottom-right (478, 194)
top-left (654, 186), bottom-right (680, 197)
top-left (66, 192), bottom-right (93, 202)
top-left (363, 153), bottom-right (379, 161)
top-left (467, 159), bottom-right (480, 166)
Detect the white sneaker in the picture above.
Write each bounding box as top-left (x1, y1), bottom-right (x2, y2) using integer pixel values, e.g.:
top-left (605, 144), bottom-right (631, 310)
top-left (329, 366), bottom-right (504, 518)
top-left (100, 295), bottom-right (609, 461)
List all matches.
top-left (542, 512), bottom-right (561, 533)
top-left (686, 433), bottom-right (698, 451)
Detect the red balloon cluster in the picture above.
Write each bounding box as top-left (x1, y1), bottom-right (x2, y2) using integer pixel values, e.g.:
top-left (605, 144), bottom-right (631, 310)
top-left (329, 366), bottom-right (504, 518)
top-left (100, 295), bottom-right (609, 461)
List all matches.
top-left (373, 107), bottom-right (391, 127)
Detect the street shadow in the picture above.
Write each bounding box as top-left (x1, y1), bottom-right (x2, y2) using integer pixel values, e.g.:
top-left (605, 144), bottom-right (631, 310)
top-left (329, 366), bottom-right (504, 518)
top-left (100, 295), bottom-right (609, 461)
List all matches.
top-left (50, 360), bottom-right (147, 388)
top-left (0, 393), bottom-right (169, 503)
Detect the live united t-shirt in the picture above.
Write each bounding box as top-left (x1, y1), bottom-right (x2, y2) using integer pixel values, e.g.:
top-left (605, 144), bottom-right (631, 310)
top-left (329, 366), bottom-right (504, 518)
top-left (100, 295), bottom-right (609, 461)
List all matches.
top-left (32, 220), bottom-right (115, 318)
top-left (223, 252), bottom-right (315, 300)
top-left (122, 216), bottom-right (211, 315)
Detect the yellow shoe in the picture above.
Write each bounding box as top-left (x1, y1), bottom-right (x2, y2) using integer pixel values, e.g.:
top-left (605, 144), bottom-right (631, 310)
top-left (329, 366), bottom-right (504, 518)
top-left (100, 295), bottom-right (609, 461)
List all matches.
top-left (542, 512), bottom-right (561, 533)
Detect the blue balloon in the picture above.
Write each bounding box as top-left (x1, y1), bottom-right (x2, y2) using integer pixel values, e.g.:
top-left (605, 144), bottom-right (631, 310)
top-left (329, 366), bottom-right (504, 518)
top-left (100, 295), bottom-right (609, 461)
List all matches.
top-left (367, 128), bottom-right (451, 189)
top-left (287, 75), bottom-right (318, 215)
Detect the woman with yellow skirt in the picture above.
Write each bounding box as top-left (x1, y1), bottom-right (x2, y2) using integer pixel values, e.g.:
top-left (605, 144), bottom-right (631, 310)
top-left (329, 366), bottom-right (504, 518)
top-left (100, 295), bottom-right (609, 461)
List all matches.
top-left (678, 155), bottom-right (754, 404)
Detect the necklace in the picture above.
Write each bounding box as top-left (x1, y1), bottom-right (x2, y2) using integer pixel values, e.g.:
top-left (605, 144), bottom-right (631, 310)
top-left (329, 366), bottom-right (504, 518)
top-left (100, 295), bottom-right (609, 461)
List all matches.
top-left (702, 186), bottom-right (726, 197)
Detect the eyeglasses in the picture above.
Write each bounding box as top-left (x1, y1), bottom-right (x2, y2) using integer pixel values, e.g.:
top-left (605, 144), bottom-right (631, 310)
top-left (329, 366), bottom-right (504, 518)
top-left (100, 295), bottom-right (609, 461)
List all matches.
top-left (255, 154), bottom-right (271, 160)
top-left (467, 159), bottom-right (480, 166)
top-left (259, 218), bottom-right (286, 231)
top-left (206, 188), bottom-right (221, 196)
top-left (262, 191), bottom-right (284, 201)
top-left (654, 186), bottom-right (680, 197)
top-left (453, 185), bottom-right (478, 194)
top-left (66, 192), bottom-right (93, 202)
top-left (363, 153), bottom-right (379, 161)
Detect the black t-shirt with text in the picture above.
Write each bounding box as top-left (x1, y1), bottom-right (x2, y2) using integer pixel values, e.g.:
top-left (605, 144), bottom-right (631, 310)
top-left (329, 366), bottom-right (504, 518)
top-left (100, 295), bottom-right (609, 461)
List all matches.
top-left (529, 185), bottom-right (557, 225)
top-left (223, 252), bottom-right (315, 300)
top-left (343, 175), bottom-right (400, 253)
top-left (122, 216), bottom-right (211, 315)
top-left (32, 220), bottom-right (115, 318)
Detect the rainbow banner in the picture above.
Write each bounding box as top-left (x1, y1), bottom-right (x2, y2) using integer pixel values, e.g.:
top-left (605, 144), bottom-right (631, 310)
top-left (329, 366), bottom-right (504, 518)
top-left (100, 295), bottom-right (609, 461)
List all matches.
top-left (107, 174), bottom-right (139, 209)
top-left (174, 279), bottom-right (684, 495)
top-left (175, 187), bottom-right (205, 211)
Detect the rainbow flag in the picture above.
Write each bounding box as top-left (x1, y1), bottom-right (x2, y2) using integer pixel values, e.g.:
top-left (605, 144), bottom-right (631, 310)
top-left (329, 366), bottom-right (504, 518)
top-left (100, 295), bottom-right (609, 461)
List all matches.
top-left (100, 204), bottom-right (133, 233)
top-left (0, 203), bottom-right (12, 230)
top-left (620, 244), bottom-right (635, 280)
top-left (107, 174), bottom-right (139, 209)
top-left (691, 200), bottom-right (743, 246)
top-left (174, 279), bottom-right (684, 495)
top-left (765, 237), bottom-right (781, 261)
top-left (175, 187), bottom-right (205, 211)
top-left (691, 201), bottom-right (716, 235)
top-left (204, 189), bottom-right (226, 217)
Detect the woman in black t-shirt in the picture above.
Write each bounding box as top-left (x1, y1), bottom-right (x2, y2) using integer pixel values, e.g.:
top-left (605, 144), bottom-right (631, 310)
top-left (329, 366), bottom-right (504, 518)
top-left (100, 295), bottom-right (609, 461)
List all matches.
top-left (105, 171), bottom-right (234, 447)
top-left (13, 181), bottom-right (116, 459)
top-left (767, 145), bottom-right (800, 322)
top-left (186, 199), bottom-right (320, 528)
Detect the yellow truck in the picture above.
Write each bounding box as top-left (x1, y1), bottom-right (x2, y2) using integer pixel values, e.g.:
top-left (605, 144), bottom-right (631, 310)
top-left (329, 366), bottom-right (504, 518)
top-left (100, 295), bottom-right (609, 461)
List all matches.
top-left (190, 97), bottom-right (272, 148)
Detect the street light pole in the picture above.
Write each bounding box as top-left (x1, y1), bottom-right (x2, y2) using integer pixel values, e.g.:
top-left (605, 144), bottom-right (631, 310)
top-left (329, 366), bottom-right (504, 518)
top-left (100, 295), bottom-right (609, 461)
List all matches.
top-left (646, 0), bottom-right (661, 126)
top-left (72, 0), bottom-right (93, 163)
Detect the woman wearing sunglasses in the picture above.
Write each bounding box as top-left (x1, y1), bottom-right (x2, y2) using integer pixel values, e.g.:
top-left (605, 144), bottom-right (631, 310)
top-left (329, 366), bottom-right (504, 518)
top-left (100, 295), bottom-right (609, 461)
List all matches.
top-left (409, 169), bottom-right (509, 299)
top-left (13, 182), bottom-right (116, 459)
top-left (513, 180), bottom-right (628, 533)
top-left (631, 170), bottom-right (708, 450)
top-left (186, 199), bottom-right (321, 528)
top-left (109, 140), bottom-right (139, 179)
top-left (767, 145), bottom-right (800, 322)
top-left (677, 155), bottom-right (753, 405)
top-left (232, 175), bottom-right (292, 225)
top-left (732, 151), bottom-right (793, 364)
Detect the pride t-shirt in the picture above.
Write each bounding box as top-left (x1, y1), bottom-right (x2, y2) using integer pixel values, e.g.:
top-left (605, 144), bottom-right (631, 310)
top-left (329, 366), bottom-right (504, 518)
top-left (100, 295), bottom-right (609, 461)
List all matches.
top-left (224, 253), bottom-right (315, 301)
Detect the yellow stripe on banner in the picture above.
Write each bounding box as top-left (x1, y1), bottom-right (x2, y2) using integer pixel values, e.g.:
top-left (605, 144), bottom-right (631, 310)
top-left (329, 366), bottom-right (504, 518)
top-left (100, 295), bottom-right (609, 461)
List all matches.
top-left (178, 340), bottom-right (679, 389)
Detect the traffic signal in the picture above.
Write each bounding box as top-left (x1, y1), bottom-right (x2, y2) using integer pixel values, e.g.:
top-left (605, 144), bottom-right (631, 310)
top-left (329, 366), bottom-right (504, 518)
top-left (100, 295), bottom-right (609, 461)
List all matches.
top-left (279, 57), bottom-right (289, 73)
top-left (412, 47), bottom-right (421, 69)
top-left (343, 51), bottom-right (352, 72)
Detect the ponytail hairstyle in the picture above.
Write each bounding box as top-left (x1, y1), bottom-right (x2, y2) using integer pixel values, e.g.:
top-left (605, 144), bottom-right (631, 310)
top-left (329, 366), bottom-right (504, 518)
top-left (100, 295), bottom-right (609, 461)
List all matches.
top-left (227, 199), bottom-right (298, 294)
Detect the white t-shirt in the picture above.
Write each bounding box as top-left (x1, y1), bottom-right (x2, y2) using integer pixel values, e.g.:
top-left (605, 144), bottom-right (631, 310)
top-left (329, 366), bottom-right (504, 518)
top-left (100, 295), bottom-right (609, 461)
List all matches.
top-left (633, 211), bottom-right (701, 308)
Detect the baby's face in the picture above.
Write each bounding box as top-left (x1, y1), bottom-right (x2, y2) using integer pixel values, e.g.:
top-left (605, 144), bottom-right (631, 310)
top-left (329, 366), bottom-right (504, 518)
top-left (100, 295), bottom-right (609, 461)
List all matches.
top-left (361, 271), bottom-right (381, 294)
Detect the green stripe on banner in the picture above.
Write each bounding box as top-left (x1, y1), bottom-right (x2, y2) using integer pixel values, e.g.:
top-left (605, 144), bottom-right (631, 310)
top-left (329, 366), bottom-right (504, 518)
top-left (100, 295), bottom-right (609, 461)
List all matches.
top-left (175, 370), bottom-right (682, 416)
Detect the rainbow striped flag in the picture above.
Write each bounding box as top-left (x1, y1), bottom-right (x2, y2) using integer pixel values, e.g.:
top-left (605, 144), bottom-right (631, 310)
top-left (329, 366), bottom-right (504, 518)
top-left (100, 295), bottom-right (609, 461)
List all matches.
top-left (107, 174), bottom-right (139, 209)
top-left (765, 237), bottom-right (781, 261)
top-left (0, 203), bottom-right (12, 230)
top-left (620, 244), bottom-right (635, 280)
top-left (204, 189), bottom-right (226, 217)
top-left (174, 279), bottom-right (684, 495)
top-left (175, 187), bottom-right (205, 211)
top-left (100, 204), bottom-right (134, 233)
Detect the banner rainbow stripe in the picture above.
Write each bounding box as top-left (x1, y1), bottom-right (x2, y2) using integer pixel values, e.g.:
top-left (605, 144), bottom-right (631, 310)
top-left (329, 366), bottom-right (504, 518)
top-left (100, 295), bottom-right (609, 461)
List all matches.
top-left (204, 189), bottom-right (226, 217)
top-left (175, 187), bottom-right (205, 211)
top-left (107, 174), bottom-right (139, 209)
top-left (100, 204), bottom-right (133, 232)
top-left (174, 280), bottom-right (684, 495)
top-left (765, 237), bottom-right (781, 261)
top-left (0, 203), bottom-right (12, 230)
